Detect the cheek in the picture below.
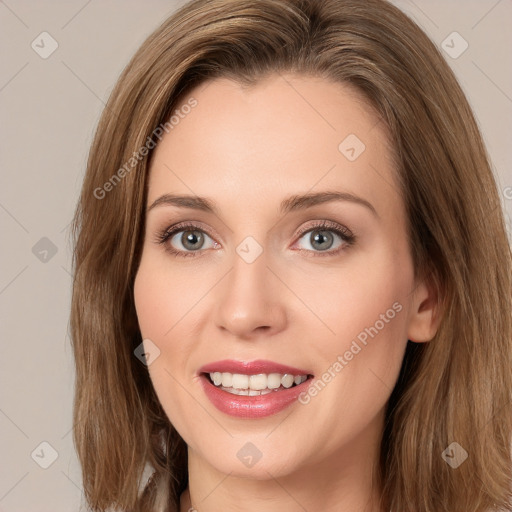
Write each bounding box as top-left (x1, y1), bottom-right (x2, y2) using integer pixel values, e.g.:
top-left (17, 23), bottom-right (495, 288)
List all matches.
top-left (134, 261), bottom-right (200, 443)
top-left (291, 246), bottom-right (413, 356)
top-left (292, 258), bottom-right (412, 448)
top-left (332, 253), bottom-right (413, 396)
top-left (134, 259), bottom-right (166, 337)
top-left (134, 261), bottom-right (197, 387)
top-left (291, 252), bottom-right (414, 436)
top-left (133, 253), bottom-right (200, 339)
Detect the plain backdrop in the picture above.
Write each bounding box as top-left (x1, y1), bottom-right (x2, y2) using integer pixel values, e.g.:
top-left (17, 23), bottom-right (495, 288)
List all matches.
top-left (0, 1), bottom-right (511, 510)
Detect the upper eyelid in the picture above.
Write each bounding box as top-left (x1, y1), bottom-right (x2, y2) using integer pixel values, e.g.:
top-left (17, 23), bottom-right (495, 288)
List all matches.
top-left (166, 221), bottom-right (217, 240)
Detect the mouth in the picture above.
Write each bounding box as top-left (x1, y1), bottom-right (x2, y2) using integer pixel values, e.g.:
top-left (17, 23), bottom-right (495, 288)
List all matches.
top-left (197, 360), bottom-right (315, 418)
top-left (202, 371), bottom-right (311, 396)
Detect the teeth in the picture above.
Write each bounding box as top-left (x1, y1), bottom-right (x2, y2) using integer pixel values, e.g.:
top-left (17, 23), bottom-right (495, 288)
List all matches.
top-left (267, 373), bottom-right (282, 389)
top-left (281, 374), bottom-right (294, 388)
top-left (208, 372), bottom-right (308, 392)
top-left (249, 374), bottom-right (267, 390)
top-left (221, 372), bottom-right (232, 387)
top-left (231, 374), bottom-right (249, 389)
top-left (222, 386), bottom-right (274, 396)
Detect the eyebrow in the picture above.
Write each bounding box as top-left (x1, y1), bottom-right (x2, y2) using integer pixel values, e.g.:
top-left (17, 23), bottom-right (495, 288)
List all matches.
top-left (147, 190), bottom-right (378, 217)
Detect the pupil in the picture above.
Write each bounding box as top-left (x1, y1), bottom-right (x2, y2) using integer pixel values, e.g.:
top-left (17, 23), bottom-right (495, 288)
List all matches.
top-left (183, 230), bottom-right (203, 250)
top-left (312, 230), bottom-right (333, 251)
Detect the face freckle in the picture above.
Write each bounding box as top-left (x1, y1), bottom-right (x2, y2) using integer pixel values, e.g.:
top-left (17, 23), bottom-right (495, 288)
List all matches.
top-left (133, 73), bottom-right (421, 482)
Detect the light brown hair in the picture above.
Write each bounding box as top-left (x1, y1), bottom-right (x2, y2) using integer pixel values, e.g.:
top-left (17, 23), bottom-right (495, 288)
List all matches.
top-left (69, 0), bottom-right (512, 510)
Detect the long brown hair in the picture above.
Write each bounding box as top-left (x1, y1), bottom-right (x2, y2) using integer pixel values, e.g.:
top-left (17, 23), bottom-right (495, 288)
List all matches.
top-left (69, 0), bottom-right (512, 510)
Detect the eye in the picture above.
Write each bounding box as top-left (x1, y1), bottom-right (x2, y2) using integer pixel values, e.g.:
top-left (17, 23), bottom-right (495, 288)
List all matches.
top-left (293, 220), bottom-right (356, 256)
top-left (155, 219), bottom-right (356, 258)
top-left (155, 222), bottom-right (218, 258)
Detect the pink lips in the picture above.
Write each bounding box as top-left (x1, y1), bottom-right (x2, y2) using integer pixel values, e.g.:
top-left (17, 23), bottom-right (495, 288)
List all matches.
top-left (198, 359), bottom-right (311, 375)
top-left (198, 359), bottom-right (313, 419)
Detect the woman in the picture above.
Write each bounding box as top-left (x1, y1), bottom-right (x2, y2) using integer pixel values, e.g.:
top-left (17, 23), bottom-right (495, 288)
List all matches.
top-left (69, 0), bottom-right (512, 511)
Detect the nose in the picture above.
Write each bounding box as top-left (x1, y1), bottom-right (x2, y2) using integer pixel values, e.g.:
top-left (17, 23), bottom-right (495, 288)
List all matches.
top-left (213, 247), bottom-right (288, 340)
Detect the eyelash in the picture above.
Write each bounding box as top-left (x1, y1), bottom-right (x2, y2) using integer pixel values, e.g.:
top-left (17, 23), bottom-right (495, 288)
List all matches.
top-left (154, 220), bottom-right (356, 259)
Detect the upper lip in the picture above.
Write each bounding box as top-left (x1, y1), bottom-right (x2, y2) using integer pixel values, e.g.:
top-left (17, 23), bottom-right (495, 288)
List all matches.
top-left (198, 359), bottom-right (313, 376)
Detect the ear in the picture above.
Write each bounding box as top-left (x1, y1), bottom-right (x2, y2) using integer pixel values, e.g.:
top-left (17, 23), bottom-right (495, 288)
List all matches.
top-left (407, 273), bottom-right (443, 343)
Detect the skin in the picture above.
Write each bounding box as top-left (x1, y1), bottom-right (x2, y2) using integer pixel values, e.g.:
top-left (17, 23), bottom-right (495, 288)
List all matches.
top-left (133, 74), bottom-right (440, 512)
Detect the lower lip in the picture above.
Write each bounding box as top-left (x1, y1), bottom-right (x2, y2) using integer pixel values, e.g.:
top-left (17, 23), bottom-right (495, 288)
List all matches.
top-left (199, 374), bottom-right (313, 418)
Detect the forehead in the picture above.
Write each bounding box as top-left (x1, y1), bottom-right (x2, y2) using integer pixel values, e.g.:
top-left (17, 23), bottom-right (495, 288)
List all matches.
top-left (147, 74), bottom-right (400, 217)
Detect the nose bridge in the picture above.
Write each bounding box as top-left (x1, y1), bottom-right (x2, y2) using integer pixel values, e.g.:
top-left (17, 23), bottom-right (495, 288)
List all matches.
top-left (231, 241), bottom-right (268, 295)
top-left (213, 238), bottom-right (286, 337)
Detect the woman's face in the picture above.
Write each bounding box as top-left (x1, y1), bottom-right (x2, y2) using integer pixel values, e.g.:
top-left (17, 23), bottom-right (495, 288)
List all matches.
top-left (134, 74), bottom-right (432, 480)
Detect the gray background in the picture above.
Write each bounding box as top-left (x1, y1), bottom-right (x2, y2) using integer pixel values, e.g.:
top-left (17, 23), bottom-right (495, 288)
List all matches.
top-left (0, 1), bottom-right (511, 510)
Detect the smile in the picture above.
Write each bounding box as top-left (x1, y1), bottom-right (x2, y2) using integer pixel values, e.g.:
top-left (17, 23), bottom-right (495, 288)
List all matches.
top-left (206, 372), bottom-right (308, 395)
top-left (198, 360), bottom-right (314, 418)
